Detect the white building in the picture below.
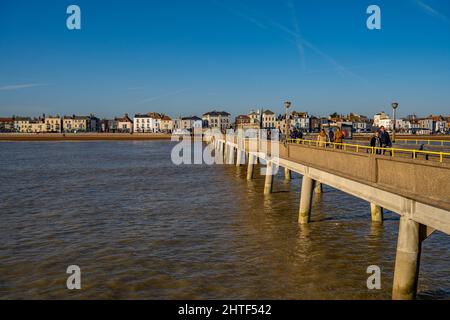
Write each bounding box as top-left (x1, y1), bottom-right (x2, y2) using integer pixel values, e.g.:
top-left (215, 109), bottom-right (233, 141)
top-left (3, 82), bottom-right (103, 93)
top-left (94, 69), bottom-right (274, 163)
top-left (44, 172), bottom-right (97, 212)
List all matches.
top-left (291, 111), bottom-right (311, 131)
top-left (373, 111), bottom-right (389, 127)
top-left (395, 119), bottom-right (411, 133)
top-left (248, 110), bottom-right (260, 126)
top-left (14, 117), bottom-right (31, 133)
top-left (436, 120), bottom-right (446, 134)
top-left (262, 110), bottom-right (276, 129)
top-left (133, 112), bottom-right (161, 133)
top-left (378, 118), bottom-right (394, 131)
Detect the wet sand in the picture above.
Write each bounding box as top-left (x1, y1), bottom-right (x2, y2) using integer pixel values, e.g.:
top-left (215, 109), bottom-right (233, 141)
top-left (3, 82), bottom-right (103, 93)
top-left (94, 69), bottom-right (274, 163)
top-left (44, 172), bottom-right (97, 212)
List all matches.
top-left (0, 133), bottom-right (173, 141)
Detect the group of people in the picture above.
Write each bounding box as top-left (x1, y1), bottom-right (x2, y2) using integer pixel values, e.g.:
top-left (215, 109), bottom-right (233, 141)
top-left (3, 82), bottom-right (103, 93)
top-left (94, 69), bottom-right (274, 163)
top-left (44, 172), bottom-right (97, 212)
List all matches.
top-left (317, 127), bottom-right (345, 147)
top-left (314, 125), bottom-right (393, 156)
top-left (287, 126), bottom-right (393, 156)
top-left (289, 128), bottom-right (304, 140)
top-left (370, 126), bottom-right (392, 155)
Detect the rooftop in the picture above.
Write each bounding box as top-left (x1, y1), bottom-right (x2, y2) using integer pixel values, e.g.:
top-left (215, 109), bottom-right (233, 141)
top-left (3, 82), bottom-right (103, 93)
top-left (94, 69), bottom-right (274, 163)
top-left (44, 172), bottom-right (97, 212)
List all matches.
top-left (203, 110), bottom-right (230, 117)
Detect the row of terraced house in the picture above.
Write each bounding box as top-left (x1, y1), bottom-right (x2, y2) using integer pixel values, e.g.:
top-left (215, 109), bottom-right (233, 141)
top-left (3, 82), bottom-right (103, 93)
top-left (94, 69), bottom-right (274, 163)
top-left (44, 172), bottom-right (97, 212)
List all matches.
top-left (235, 109), bottom-right (450, 134)
top-left (0, 111), bottom-right (232, 134)
top-left (1, 109), bottom-right (449, 135)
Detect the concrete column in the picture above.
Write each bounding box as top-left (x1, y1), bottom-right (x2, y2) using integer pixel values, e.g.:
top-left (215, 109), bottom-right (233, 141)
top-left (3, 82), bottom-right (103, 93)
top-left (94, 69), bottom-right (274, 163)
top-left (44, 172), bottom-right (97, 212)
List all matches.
top-left (236, 149), bottom-right (242, 166)
top-left (314, 182), bottom-right (323, 194)
top-left (224, 143), bottom-right (228, 162)
top-left (228, 146), bottom-right (235, 165)
top-left (392, 216), bottom-right (422, 300)
top-left (284, 167), bottom-right (292, 181)
top-left (298, 176), bottom-right (315, 224)
top-left (218, 142), bottom-right (224, 159)
top-left (264, 161), bottom-right (274, 195)
top-left (370, 203), bottom-right (384, 223)
top-left (247, 153), bottom-right (255, 180)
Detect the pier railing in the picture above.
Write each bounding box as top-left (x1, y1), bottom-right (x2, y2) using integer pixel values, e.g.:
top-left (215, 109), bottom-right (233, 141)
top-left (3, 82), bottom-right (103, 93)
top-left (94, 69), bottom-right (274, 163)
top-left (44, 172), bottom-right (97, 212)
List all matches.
top-left (287, 138), bottom-right (450, 163)
top-left (396, 138), bottom-right (450, 146)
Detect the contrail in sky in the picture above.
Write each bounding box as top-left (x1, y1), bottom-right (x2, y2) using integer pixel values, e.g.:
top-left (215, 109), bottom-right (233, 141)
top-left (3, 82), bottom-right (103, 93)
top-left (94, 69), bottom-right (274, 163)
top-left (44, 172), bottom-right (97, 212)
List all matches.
top-left (415, 0), bottom-right (448, 21)
top-left (0, 83), bottom-right (47, 91)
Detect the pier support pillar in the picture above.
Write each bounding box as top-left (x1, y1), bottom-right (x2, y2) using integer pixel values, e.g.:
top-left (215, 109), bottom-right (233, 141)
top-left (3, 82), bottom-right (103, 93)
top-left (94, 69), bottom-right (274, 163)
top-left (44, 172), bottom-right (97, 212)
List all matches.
top-left (224, 144), bottom-right (228, 162)
top-left (247, 153), bottom-right (255, 180)
top-left (370, 203), bottom-right (384, 223)
top-left (228, 146), bottom-right (235, 165)
top-left (298, 176), bottom-right (315, 224)
top-left (264, 162), bottom-right (274, 195)
top-left (236, 149), bottom-right (242, 166)
top-left (218, 142), bottom-right (224, 160)
top-left (284, 167), bottom-right (291, 181)
top-left (392, 216), bottom-right (423, 300)
top-left (314, 182), bottom-right (323, 194)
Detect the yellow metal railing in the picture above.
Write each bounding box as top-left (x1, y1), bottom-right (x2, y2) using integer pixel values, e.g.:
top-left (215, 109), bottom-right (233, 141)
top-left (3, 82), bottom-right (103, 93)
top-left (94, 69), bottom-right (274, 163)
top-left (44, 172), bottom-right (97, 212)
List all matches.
top-left (287, 139), bottom-right (450, 163)
top-left (396, 138), bottom-right (450, 146)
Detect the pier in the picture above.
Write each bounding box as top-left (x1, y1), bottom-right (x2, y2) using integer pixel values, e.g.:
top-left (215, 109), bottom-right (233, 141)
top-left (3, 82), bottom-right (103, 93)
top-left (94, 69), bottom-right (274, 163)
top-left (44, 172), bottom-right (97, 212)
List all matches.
top-left (210, 135), bottom-right (450, 300)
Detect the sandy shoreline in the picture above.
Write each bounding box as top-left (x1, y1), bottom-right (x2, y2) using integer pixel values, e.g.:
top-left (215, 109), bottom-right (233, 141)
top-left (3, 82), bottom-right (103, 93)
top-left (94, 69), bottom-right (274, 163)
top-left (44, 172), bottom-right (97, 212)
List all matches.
top-left (0, 133), bottom-right (174, 141)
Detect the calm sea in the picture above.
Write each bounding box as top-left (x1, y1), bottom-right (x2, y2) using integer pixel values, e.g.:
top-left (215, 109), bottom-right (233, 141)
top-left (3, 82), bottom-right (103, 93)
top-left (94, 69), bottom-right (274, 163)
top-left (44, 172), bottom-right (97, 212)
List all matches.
top-left (0, 141), bottom-right (449, 299)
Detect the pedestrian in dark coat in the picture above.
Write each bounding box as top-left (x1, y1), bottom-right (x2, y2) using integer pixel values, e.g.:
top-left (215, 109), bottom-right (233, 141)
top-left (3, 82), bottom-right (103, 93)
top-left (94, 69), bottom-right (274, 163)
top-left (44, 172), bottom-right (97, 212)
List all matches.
top-left (378, 126), bottom-right (392, 155)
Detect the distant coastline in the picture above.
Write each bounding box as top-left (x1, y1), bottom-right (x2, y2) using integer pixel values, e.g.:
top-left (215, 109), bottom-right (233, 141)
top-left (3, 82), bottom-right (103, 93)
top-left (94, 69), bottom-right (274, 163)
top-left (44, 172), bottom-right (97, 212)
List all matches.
top-left (0, 133), bottom-right (173, 141)
top-left (1, 132), bottom-right (449, 143)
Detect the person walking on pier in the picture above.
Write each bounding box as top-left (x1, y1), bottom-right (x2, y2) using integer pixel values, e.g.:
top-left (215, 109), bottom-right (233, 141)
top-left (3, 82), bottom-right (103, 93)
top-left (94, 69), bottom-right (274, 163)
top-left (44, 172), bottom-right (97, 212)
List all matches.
top-left (334, 127), bottom-right (344, 149)
top-left (317, 129), bottom-right (327, 147)
top-left (379, 126), bottom-right (392, 156)
top-left (328, 128), bottom-right (334, 147)
top-left (370, 131), bottom-right (381, 154)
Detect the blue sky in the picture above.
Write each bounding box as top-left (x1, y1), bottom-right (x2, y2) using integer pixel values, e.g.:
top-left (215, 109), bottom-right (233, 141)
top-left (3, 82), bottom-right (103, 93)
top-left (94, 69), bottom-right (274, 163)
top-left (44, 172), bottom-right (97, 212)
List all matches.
top-left (0, 0), bottom-right (449, 119)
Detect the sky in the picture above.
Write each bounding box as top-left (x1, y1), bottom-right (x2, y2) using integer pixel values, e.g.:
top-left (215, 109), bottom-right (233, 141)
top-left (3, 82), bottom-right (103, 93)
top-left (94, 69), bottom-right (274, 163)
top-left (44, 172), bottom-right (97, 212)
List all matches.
top-left (0, 0), bottom-right (449, 119)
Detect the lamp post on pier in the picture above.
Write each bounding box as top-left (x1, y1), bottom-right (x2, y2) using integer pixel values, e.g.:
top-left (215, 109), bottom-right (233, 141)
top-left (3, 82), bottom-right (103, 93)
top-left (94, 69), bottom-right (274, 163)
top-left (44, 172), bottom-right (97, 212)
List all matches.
top-left (284, 101), bottom-right (291, 142)
top-left (392, 102), bottom-right (399, 143)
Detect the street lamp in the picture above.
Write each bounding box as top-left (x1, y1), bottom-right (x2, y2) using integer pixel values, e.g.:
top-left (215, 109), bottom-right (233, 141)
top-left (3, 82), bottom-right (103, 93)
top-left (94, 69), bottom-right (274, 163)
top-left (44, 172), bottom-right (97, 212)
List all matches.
top-left (392, 102), bottom-right (399, 142)
top-left (284, 101), bottom-right (291, 141)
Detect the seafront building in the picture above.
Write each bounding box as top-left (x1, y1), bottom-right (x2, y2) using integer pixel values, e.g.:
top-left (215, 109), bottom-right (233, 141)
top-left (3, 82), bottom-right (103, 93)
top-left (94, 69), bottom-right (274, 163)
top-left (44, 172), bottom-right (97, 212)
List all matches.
top-left (29, 118), bottom-right (46, 133)
top-left (0, 118), bottom-right (15, 132)
top-left (244, 109), bottom-right (277, 130)
top-left (44, 115), bottom-right (62, 133)
top-left (14, 117), bottom-right (31, 133)
top-left (202, 111), bottom-right (231, 131)
top-left (373, 112), bottom-right (390, 127)
top-left (115, 114), bottom-right (133, 133)
top-left (291, 111), bottom-right (311, 132)
top-left (180, 116), bottom-right (202, 131)
top-left (133, 112), bottom-right (162, 133)
top-left (1, 109), bottom-right (449, 135)
top-left (261, 110), bottom-right (276, 129)
top-left (371, 112), bottom-right (449, 134)
top-left (235, 115), bottom-right (259, 130)
top-left (88, 114), bottom-right (101, 133)
top-left (100, 119), bottom-right (117, 133)
top-left (160, 114), bottom-right (173, 133)
top-left (63, 115), bottom-right (90, 133)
